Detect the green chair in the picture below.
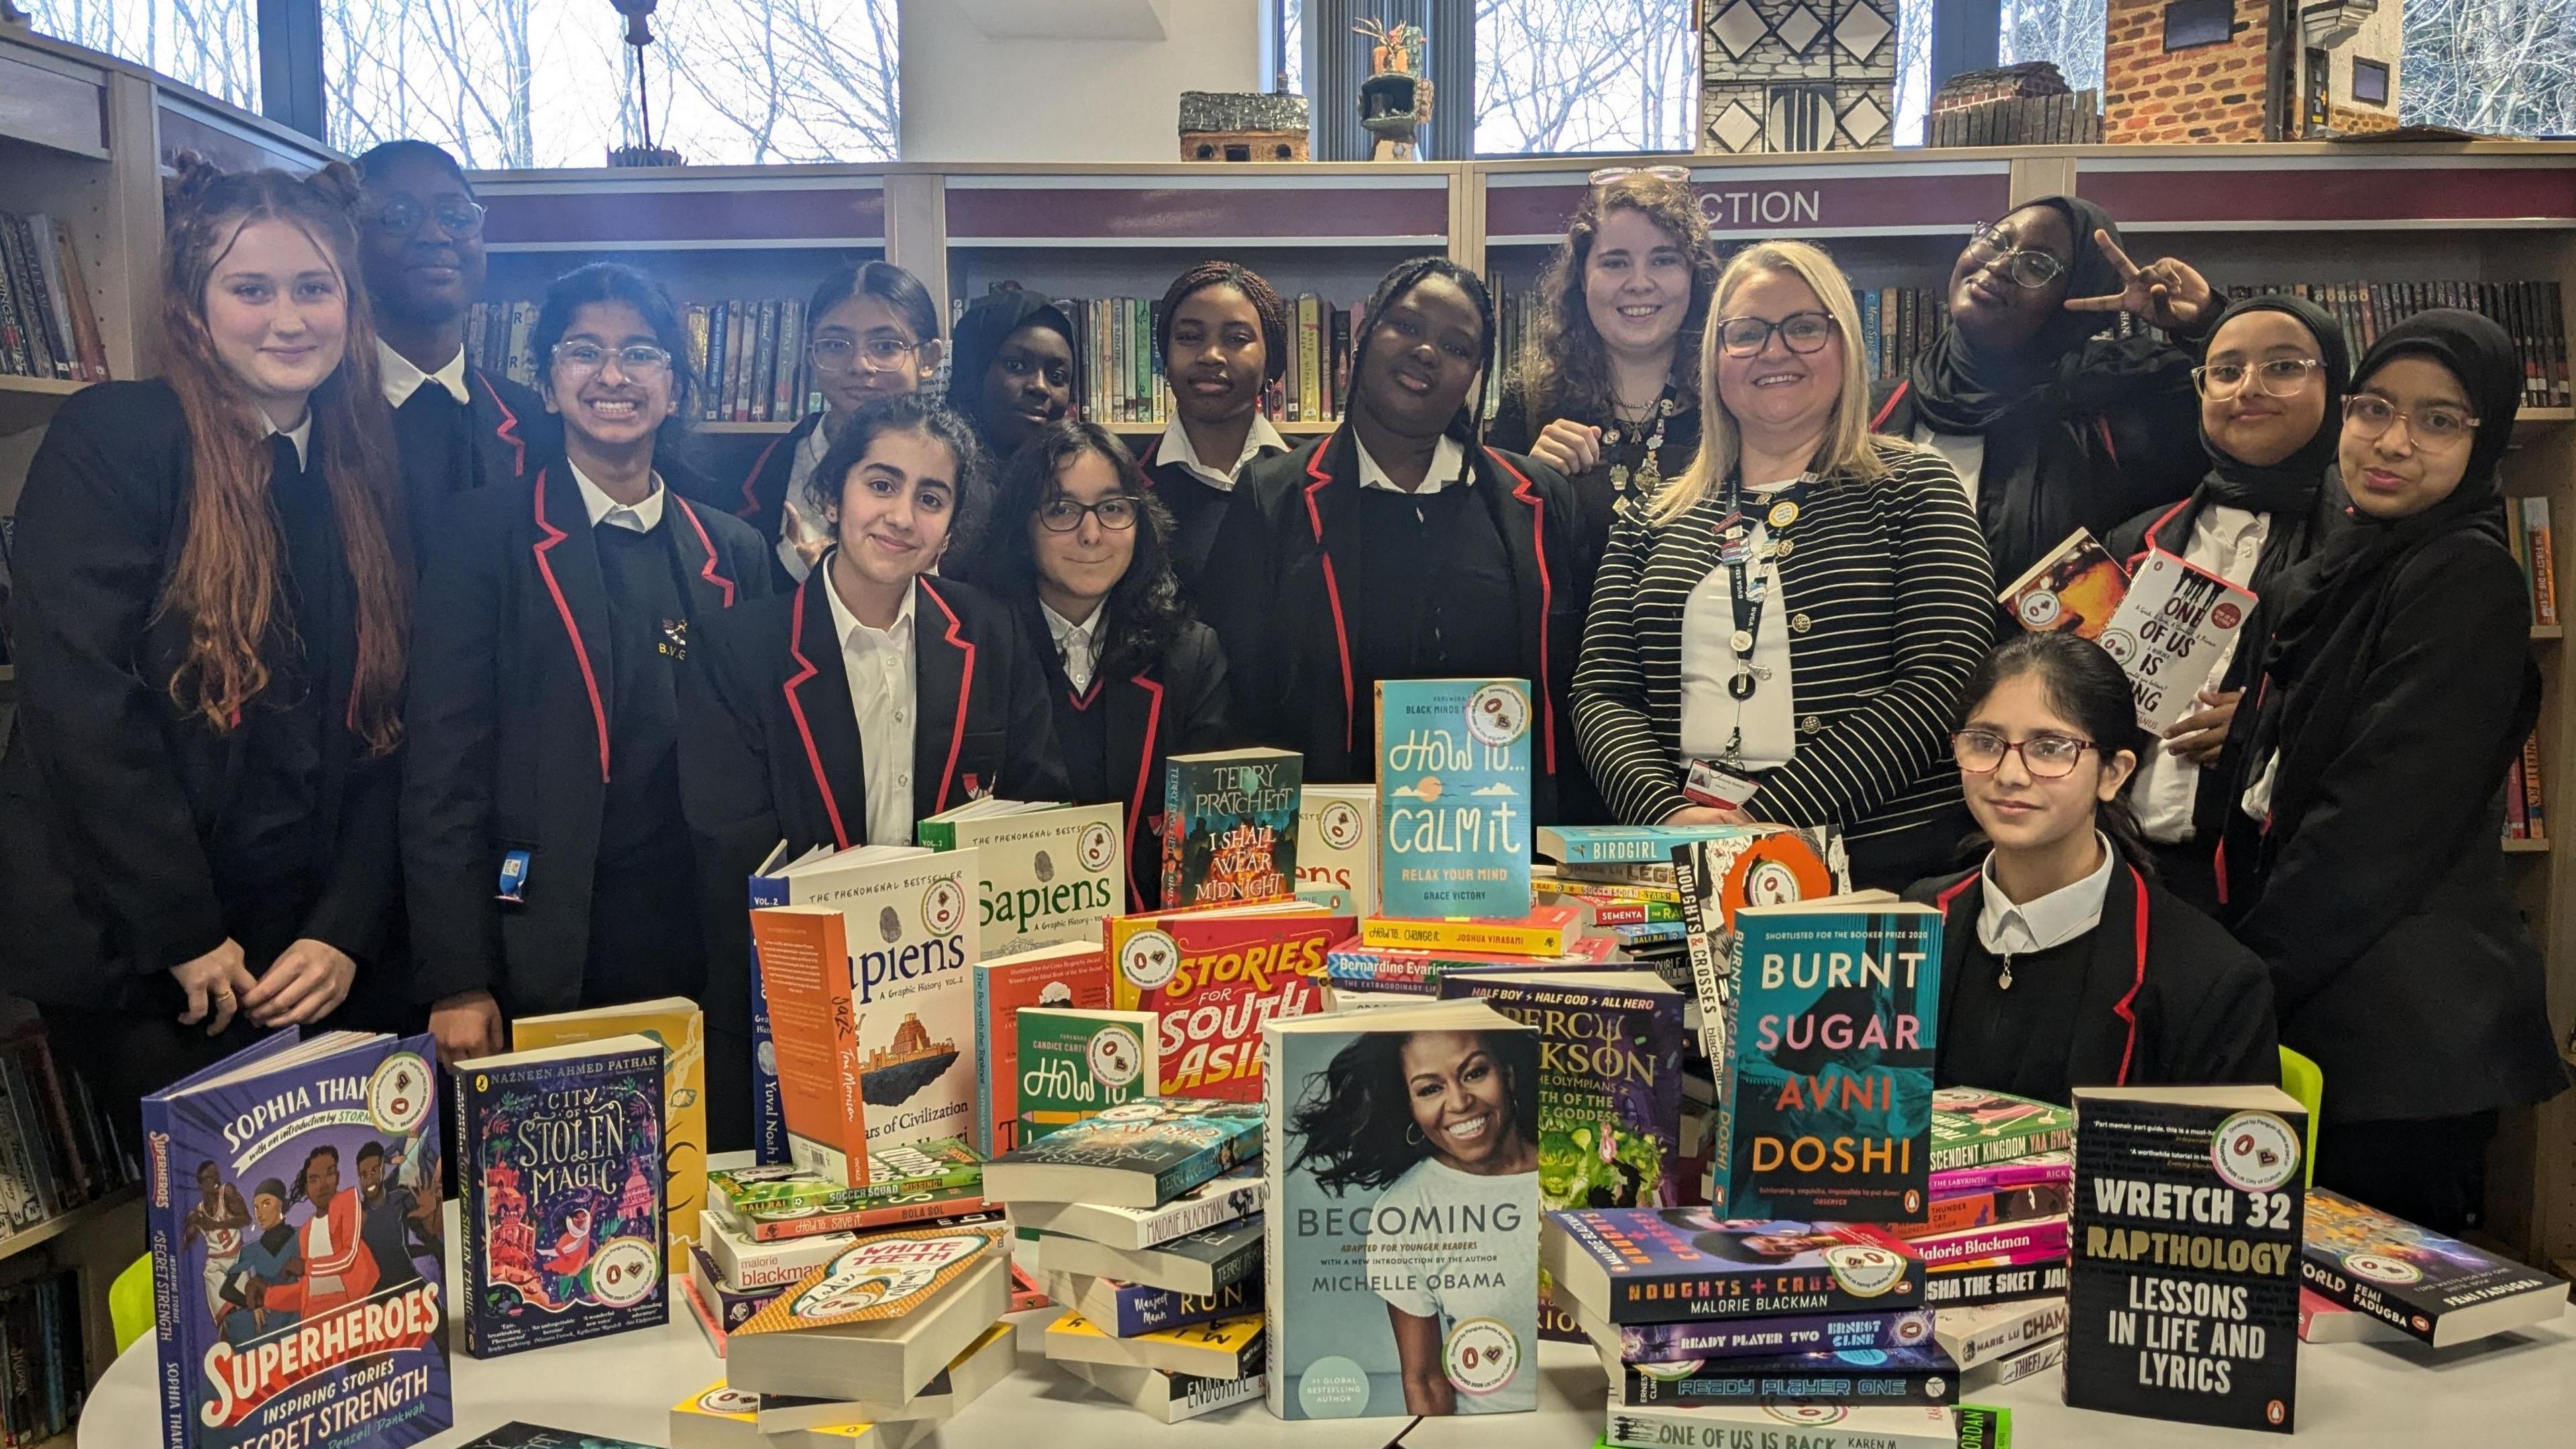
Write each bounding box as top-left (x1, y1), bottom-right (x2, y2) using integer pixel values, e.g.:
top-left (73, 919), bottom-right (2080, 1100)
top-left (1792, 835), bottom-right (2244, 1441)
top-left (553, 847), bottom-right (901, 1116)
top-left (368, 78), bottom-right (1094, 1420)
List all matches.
top-left (109, 1252), bottom-right (153, 1356)
top-left (2278, 1046), bottom-right (2324, 1188)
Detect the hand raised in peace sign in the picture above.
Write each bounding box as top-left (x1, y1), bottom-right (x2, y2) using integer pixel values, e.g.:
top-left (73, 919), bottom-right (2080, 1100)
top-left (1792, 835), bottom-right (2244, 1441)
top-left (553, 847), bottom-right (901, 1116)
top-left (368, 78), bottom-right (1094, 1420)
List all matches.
top-left (2063, 229), bottom-right (2215, 333)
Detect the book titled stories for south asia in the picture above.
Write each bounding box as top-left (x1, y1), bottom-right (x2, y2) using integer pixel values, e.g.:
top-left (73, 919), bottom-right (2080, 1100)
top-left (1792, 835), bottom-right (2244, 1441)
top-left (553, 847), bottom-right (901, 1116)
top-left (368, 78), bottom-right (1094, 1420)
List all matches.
top-left (456, 1035), bottom-right (668, 1357)
top-left (2065, 1084), bottom-right (2307, 1434)
top-left (1161, 747), bottom-right (1301, 909)
top-left (1265, 1001), bottom-right (1541, 1419)
top-left (1716, 896), bottom-right (1939, 1222)
top-left (2299, 1187), bottom-right (2569, 1348)
top-left (1107, 903), bottom-right (1346, 1101)
top-left (145, 1029), bottom-right (450, 1449)
top-left (1374, 678), bottom-right (1536, 918)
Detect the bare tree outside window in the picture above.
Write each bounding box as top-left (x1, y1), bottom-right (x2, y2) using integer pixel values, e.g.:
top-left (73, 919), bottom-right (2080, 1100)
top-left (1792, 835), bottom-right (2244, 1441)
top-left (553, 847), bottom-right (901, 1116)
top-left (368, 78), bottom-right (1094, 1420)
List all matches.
top-left (1474, 0), bottom-right (1697, 155)
top-left (25, 0), bottom-right (262, 109)
top-left (1893, 0), bottom-right (1933, 144)
top-left (2402, 0), bottom-right (2576, 136)
top-left (1999, 0), bottom-right (2105, 91)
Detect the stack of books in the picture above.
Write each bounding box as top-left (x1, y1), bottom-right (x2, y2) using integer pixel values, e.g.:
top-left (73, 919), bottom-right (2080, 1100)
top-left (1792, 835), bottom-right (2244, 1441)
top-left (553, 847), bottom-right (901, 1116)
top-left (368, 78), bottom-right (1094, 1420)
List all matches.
top-left (1917, 1089), bottom-right (2076, 1313)
top-left (989, 1099), bottom-right (1269, 1421)
top-left (0, 211), bottom-right (111, 381)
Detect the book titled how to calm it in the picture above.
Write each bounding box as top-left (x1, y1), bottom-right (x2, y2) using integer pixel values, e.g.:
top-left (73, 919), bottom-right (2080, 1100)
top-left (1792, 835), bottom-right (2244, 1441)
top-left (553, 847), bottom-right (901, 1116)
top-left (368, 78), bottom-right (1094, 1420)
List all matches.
top-left (1374, 678), bottom-right (1535, 918)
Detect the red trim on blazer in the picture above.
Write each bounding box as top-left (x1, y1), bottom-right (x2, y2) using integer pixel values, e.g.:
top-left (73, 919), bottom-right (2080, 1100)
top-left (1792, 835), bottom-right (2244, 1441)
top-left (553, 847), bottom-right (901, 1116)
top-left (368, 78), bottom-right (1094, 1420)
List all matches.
top-left (781, 574), bottom-right (853, 850)
top-left (2094, 415), bottom-right (2121, 468)
top-left (1126, 672), bottom-right (1166, 910)
top-left (2131, 498), bottom-right (2191, 570)
top-left (1870, 380), bottom-right (1909, 432)
top-left (2110, 864), bottom-right (2150, 1087)
top-left (1935, 872), bottom-right (1979, 914)
top-left (1486, 445), bottom-right (1559, 773)
top-left (672, 496), bottom-right (739, 608)
top-left (1301, 435), bottom-right (1358, 753)
top-left (478, 372), bottom-right (527, 476)
top-left (918, 579), bottom-right (977, 814)
top-left (1135, 435), bottom-right (1162, 474)
top-left (2212, 837), bottom-right (2230, 908)
top-left (529, 468), bottom-right (612, 782)
top-left (739, 429), bottom-right (791, 520)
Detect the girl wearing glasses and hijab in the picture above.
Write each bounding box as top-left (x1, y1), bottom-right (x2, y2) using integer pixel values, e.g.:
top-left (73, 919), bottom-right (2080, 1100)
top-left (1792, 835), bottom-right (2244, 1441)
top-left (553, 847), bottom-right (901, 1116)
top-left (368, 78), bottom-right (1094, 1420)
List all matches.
top-left (404, 263), bottom-right (769, 1079)
top-left (1902, 632), bottom-right (2277, 1108)
top-left (1872, 199), bottom-right (2216, 588)
top-left (2228, 311), bottom-right (2571, 1234)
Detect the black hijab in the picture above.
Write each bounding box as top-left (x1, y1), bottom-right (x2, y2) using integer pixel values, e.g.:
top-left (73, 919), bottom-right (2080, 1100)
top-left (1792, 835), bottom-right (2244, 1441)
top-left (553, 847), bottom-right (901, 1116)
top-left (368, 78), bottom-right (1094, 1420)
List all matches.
top-left (948, 290), bottom-right (1077, 448)
top-left (1907, 195), bottom-right (2125, 435)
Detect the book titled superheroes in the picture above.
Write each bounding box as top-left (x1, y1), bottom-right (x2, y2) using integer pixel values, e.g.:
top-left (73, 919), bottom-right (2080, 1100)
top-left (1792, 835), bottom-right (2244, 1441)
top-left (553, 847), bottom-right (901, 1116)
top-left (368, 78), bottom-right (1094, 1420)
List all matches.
top-left (1373, 678), bottom-right (1535, 918)
top-left (1161, 747), bottom-right (1301, 909)
top-left (455, 1035), bottom-right (668, 1358)
top-left (144, 1028), bottom-right (449, 1449)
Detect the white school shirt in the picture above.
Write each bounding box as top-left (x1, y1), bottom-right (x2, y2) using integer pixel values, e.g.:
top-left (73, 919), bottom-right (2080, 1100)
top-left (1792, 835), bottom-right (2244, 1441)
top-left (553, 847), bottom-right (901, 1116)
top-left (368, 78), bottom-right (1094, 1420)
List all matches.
top-left (2134, 505), bottom-right (2271, 843)
top-left (569, 460), bottom-right (666, 534)
top-left (1678, 477), bottom-right (1799, 768)
top-left (826, 576), bottom-right (918, 847)
top-left (261, 415), bottom-right (313, 470)
top-left (377, 337), bottom-right (471, 408)
top-left (1157, 413), bottom-right (1289, 489)
top-left (1354, 433), bottom-right (1468, 496)
top-left (1978, 832), bottom-right (2118, 956)
top-left (777, 420), bottom-right (835, 582)
top-left (1914, 424), bottom-right (1986, 505)
top-left (1042, 598), bottom-right (1104, 694)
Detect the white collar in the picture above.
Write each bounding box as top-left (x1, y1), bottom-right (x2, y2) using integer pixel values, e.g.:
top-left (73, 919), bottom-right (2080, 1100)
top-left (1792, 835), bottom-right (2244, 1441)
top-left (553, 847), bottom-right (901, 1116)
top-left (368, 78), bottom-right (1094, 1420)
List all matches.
top-left (1978, 832), bottom-right (2118, 956)
top-left (569, 459), bottom-right (666, 533)
top-left (1158, 413), bottom-right (1288, 491)
top-left (377, 338), bottom-right (472, 408)
top-left (1355, 433), bottom-right (1469, 496)
top-left (262, 413), bottom-right (313, 470)
top-left (1040, 598), bottom-right (1102, 644)
top-left (827, 568), bottom-right (916, 649)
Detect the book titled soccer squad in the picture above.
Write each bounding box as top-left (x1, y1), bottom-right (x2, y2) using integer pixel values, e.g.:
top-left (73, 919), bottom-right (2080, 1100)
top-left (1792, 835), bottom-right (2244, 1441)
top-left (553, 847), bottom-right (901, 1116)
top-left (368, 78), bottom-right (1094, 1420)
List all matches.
top-left (1374, 679), bottom-right (1534, 918)
top-left (145, 1029), bottom-right (451, 1449)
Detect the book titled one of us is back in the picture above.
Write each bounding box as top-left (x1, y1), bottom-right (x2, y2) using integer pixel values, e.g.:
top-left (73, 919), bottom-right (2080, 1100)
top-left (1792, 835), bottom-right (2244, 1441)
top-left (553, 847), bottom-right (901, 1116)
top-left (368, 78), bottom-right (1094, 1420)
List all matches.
top-left (1161, 747), bottom-right (1301, 910)
top-left (1374, 678), bottom-right (1534, 918)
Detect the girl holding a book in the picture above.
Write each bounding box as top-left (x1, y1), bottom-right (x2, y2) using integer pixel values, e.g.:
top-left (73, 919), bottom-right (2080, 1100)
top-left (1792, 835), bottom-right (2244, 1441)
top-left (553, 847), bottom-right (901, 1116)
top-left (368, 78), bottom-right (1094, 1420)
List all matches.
top-left (2229, 311), bottom-right (2571, 1232)
top-left (0, 160), bottom-right (411, 1120)
top-left (733, 261), bottom-right (946, 588)
top-left (1140, 261), bottom-right (1293, 596)
top-left (951, 420), bottom-right (1234, 910)
top-left (949, 290), bottom-right (1079, 465)
top-left (1573, 240), bottom-right (1992, 890)
top-left (1906, 632), bottom-right (2278, 1106)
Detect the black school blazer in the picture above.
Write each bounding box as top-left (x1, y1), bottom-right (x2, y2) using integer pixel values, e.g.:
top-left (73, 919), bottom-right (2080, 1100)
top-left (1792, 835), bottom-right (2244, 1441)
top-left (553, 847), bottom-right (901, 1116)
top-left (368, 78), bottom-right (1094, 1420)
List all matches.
top-left (1203, 429), bottom-right (1591, 819)
top-left (400, 461), bottom-right (770, 1016)
top-left (0, 381), bottom-right (396, 1012)
top-left (1134, 431), bottom-right (1285, 604)
top-left (1904, 851), bottom-right (2279, 1101)
top-left (721, 411), bottom-right (826, 592)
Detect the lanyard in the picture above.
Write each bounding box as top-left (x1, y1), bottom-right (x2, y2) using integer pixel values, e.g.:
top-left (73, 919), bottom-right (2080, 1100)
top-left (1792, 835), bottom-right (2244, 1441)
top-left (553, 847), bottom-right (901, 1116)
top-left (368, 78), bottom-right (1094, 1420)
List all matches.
top-left (1713, 475), bottom-right (1808, 761)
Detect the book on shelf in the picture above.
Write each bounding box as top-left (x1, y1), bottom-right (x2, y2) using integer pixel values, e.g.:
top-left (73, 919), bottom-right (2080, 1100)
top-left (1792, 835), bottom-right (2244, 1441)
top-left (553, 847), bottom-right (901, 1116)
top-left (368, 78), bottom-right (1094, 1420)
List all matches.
top-left (916, 798), bottom-right (1126, 950)
top-left (2506, 731), bottom-right (2548, 843)
top-left (2196, 279), bottom-right (2570, 409)
top-left (144, 1028), bottom-right (450, 1449)
top-left (0, 1002), bottom-right (137, 1232)
top-left (971, 938), bottom-right (1114, 1157)
top-left (1035, 1212), bottom-right (1263, 1296)
top-left (470, 296), bottom-right (822, 421)
top-left (1006, 1165), bottom-right (1263, 1251)
top-left (1544, 1210), bottom-right (1924, 1326)
top-left (0, 213), bottom-right (111, 381)
top-left (2510, 495), bottom-right (2559, 625)
top-left (1161, 746), bottom-right (1301, 909)
top-left (456, 1033), bottom-right (668, 1357)
top-left (1295, 782), bottom-right (1379, 914)
top-left (1043, 1269), bottom-right (1258, 1338)
top-left (1014, 1006), bottom-right (1159, 1142)
top-left (727, 1225), bottom-right (1011, 1402)
top-left (1375, 678), bottom-right (1537, 917)
top-left (1057, 1355), bottom-right (1267, 1423)
top-left (1043, 1307), bottom-right (1263, 1379)
top-left (1607, 1341), bottom-right (1960, 1408)
top-left (1998, 528), bottom-right (2130, 638)
top-left (1105, 900), bottom-right (1344, 1100)
top-left (755, 1321), bottom-right (1016, 1428)
top-left (985, 1097), bottom-right (1263, 1208)
top-left (1265, 999), bottom-right (1541, 1419)
top-left (1603, 1402), bottom-right (1956, 1449)
top-left (2298, 1187), bottom-right (2569, 1348)
top-left (511, 997), bottom-right (705, 1277)
top-left (0, 1267), bottom-right (87, 1446)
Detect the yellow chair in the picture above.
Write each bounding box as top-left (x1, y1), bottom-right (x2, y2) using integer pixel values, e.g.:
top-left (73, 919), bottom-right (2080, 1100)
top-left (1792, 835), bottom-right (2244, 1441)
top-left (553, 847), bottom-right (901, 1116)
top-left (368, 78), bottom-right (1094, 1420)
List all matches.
top-left (2278, 1046), bottom-right (2323, 1188)
top-left (109, 1253), bottom-right (153, 1356)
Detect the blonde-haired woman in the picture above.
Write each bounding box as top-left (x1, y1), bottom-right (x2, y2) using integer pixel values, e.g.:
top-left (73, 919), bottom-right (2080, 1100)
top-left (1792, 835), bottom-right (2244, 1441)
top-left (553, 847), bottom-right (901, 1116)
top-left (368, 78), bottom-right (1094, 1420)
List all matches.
top-left (1573, 241), bottom-right (1993, 888)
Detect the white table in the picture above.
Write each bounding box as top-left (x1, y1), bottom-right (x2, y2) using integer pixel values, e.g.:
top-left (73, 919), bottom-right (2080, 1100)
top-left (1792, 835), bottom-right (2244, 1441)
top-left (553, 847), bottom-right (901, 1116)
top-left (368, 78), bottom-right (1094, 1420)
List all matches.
top-left (78, 1204), bottom-right (2576, 1449)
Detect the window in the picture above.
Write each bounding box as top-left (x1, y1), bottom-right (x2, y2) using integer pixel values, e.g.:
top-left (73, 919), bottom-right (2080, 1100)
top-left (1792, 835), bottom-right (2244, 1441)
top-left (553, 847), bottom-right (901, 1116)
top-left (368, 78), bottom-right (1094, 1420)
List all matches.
top-left (23, 0), bottom-right (262, 111)
top-left (321, 0), bottom-right (898, 168)
top-left (2305, 47), bottom-right (2330, 129)
top-left (1273, 0), bottom-right (1305, 95)
top-left (2162, 0), bottom-right (2234, 52)
top-left (1999, 0), bottom-right (2104, 93)
top-left (1474, 0), bottom-right (1699, 155)
top-left (2403, 1), bottom-right (2576, 135)
top-left (2351, 57), bottom-right (2391, 107)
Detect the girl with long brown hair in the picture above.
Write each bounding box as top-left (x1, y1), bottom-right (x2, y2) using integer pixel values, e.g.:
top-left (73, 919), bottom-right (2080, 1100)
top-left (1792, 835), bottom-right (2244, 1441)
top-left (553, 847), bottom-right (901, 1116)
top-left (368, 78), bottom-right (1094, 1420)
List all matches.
top-left (0, 158), bottom-right (411, 1118)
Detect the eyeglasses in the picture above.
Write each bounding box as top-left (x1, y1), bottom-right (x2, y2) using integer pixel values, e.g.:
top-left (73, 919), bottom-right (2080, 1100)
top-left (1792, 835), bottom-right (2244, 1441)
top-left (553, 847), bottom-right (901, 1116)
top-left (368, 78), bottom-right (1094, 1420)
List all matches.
top-left (365, 196), bottom-right (488, 238)
top-left (1714, 311), bottom-right (1837, 358)
top-left (1589, 164), bottom-right (1691, 186)
top-left (810, 335), bottom-right (919, 375)
top-left (1951, 729), bottom-right (2098, 778)
top-left (2192, 358), bottom-right (2326, 399)
top-left (2344, 393), bottom-right (2479, 451)
top-left (551, 341), bottom-right (673, 377)
top-left (1037, 495), bottom-right (1140, 533)
top-left (1962, 223), bottom-right (2068, 289)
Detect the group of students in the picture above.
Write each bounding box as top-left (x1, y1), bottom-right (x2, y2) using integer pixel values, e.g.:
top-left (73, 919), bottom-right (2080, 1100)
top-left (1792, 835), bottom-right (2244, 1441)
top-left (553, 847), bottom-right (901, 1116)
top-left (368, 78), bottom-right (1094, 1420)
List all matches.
top-left (0, 148), bottom-right (2563, 1237)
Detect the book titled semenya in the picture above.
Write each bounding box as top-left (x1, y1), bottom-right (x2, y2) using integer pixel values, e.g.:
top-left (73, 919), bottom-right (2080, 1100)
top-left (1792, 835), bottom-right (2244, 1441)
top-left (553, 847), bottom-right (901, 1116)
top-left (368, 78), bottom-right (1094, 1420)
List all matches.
top-left (1375, 679), bottom-right (1534, 918)
top-left (144, 1028), bottom-right (450, 1449)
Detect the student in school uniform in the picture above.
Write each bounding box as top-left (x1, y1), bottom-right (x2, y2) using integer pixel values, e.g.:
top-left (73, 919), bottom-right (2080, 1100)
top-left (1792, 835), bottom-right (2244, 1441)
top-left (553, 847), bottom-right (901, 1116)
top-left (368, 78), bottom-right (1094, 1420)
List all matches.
top-left (1870, 198), bottom-right (2214, 588)
top-left (402, 263), bottom-right (770, 1085)
top-left (1905, 633), bottom-right (2279, 1107)
top-left (1487, 166), bottom-right (1719, 568)
top-left (730, 261), bottom-right (945, 590)
top-left (2229, 310), bottom-right (2572, 1234)
top-left (0, 162), bottom-right (411, 1122)
top-left (1138, 261), bottom-right (1291, 597)
top-left (2104, 295), bottom-right (2351, 914)
top-left (953, 419), bottom-right (1236, 909)
top-left (948, 290), bottom-right (1078, 464)
top-left (351, 141), bottom-right (547, 549)
top-left (1574, 241), bottom-right (1992, 890)
top-left (1201, 256), bottom-right (1592, 821)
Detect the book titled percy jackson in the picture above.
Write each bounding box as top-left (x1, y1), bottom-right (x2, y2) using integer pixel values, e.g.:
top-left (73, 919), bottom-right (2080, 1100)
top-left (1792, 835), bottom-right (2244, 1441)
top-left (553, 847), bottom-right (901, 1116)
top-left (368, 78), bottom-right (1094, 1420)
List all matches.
top-left (1161, 747), bottom-right (1301, 910)
top-left (1374, 678), bottom-right (1535, 918)
top-left (144, 1028), bottom-right (450, 1449)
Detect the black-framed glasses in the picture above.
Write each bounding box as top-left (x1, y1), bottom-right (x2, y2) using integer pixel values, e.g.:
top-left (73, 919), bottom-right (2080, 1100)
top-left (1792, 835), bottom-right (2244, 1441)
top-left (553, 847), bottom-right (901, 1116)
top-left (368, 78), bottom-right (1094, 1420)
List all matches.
top-left (1589, 163), bottom-right (1691, 186)
top-left (2344, 392), bottom-right (2478, 451)
top-left (1714, 311), bottom-right (1837, 358)
top-left (1962, 223), bottom-right (2068, 289)
top-left (551, 341), bottom-right (673, 377)
top-left (809, 335), bottom-right (919, 375)
top-left (1951, 729), bottom-right (2098, 778)
top-left (366, 195), bottom-right (488, 238)
top-left (1037, 495), bottom-right (1140, 533)
top-left (2193, 358), bottom-right (2326, 398)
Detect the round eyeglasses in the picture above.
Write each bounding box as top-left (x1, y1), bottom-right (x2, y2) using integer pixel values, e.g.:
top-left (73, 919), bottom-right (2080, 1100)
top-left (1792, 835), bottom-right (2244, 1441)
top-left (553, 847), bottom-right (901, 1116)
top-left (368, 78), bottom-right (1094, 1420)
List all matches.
top-left (1037, 496), bottom-right (1140, 533)
top-left (1715, 311), bottom-right (1837, 359)
top-left (2192, 358), bottom-right (2326, 399)
top-left (1962, 223), bottom-right (2068, 289)
top-left (1951, 729), bottom-right (2098, 778)
top-left (366, 196), bottom-right (488, 238)
top-left (2343, 393), bottom-right (2478, 451)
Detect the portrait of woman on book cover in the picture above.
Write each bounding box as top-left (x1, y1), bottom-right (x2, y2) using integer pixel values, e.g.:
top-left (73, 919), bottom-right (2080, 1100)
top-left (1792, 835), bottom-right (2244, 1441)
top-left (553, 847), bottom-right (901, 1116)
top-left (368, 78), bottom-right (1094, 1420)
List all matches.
top-left (1287, 1026), bottom-right (1541, 1415)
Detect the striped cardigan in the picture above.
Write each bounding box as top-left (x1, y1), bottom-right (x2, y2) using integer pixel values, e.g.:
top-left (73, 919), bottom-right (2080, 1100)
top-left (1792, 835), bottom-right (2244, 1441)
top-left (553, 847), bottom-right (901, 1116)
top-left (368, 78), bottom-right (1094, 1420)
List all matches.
top-left (1572, 437), bottom-right (1993, 839)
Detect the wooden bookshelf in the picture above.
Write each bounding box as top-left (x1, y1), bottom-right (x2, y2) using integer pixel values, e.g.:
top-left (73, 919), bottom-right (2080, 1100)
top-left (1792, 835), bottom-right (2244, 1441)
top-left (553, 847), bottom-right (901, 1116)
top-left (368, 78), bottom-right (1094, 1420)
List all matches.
top-left (0, 1187), bottom-right (138, 1267)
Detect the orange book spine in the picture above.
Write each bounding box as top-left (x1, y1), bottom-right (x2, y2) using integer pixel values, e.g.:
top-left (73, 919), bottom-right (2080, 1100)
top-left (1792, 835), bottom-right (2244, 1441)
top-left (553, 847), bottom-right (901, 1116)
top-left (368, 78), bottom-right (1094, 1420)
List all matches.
top-left (2524, 733), bottom-right (2548, 841)
top-left (751, 906), bottom-right (871, 1186)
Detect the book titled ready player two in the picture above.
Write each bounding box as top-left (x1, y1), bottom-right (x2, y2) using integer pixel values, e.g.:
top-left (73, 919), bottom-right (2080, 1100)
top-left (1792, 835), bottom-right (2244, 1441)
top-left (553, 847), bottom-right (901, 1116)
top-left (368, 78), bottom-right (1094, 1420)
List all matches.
top-left (144, 1028), bottom-right (449, 1449)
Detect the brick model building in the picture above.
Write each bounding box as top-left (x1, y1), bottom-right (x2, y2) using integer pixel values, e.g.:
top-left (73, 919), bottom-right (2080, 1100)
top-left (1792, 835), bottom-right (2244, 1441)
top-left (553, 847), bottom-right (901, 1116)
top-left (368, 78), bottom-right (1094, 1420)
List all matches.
top-left (2103, 0), bottom-right (2401, 144)
top-left (1699, 0), bottom-right (1900, 154)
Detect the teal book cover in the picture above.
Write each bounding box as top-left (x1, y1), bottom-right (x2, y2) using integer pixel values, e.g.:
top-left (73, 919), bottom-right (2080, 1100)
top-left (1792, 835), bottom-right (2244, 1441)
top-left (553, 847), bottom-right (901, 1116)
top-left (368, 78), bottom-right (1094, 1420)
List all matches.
top-left (1716, 902), bottom-right (1941, 1222)
top-left (1161, 748), bottom-right (1302, 909)
top-left (1373, 679), bottom-right (1534, 919)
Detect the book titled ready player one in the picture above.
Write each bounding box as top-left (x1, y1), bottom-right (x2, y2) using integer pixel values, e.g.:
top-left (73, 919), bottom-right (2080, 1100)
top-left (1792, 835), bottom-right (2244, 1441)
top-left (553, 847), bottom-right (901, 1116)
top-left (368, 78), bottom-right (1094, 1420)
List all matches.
top-left (1374, 678), bottom-right (1535, 918)
top-left (144, 1028), bottom-right (450, 1449)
